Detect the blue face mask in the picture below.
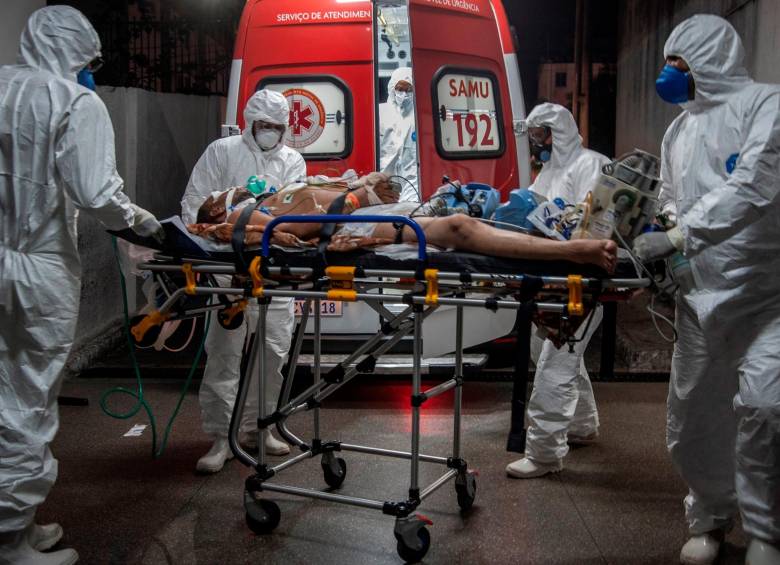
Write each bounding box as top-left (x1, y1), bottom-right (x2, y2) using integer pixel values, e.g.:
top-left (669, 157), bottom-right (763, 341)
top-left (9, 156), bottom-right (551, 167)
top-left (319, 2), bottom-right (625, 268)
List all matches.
top-left (655, 64), bottom-right (690, 104)
top-left (77, 68), bottom-right (96, 91)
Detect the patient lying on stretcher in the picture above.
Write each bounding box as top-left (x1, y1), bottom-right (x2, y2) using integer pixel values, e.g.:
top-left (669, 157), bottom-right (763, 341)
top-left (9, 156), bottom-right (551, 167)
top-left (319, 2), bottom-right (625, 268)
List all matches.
top-left (187, 173), bottom-right (617, 272)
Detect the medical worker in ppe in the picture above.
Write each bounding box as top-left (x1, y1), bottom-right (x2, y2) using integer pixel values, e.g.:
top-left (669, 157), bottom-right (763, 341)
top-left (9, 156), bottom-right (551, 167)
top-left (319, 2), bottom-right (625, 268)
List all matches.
top-left (506, 102), bottom-right (610, 479)
top-left (181, 89), bottom-right (306, 473)
top-left (0, 6), bottom-right (163, 564)
top-left (379, 67), bottom-right (419, 202)
top-left (632, 15), bottom-right (780, 565)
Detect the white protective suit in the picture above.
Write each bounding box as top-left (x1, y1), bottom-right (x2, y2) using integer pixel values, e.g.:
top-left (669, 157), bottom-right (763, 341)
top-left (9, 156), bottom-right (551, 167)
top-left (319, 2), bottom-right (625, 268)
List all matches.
top-left (379, 67), bottom-right (419, 202)
top-left (524, 103), bottom-right (610, 463)
top-left (181, 90), bottom-right (306, 438)
top-left (658, 15), bottom-right (780, 543)
top-left (0, 7), bottom-right (136, 532)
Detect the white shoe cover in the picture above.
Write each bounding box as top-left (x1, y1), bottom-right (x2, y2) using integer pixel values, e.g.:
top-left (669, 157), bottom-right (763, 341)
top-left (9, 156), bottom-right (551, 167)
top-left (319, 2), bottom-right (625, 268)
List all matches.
top-left (264, 430), bottom-right (290, 456)
top-left (195, 437), bottom-right (234, 473)
top-left (679, 532), bottom-right (722, 564)
top-left (746, 538), bottom-right (780, 565)
top-left (0, 529), bottom-right (78, 565)
top-left (505, 457), bottom-right (562, 479)
top-left (27, 523), bottom-right (63, 552)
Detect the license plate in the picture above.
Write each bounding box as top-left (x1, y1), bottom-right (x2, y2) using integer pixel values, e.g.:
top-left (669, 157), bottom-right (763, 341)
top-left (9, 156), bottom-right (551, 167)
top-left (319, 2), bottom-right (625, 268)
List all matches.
top-left (294, 300), bottom-right (343, 317)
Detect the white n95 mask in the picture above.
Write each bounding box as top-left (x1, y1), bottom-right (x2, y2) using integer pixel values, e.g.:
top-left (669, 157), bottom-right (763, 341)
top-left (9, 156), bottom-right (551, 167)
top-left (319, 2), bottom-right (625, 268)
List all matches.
top-left (394, 90), bottom-right (413, 112)
top-left (255, 129), bottom-right (282, 150)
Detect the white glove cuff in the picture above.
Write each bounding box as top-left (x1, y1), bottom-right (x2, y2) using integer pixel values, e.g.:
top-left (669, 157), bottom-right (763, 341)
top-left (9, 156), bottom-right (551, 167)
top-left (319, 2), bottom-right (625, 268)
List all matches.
top-left (667, 226), bottom-right (684, 252)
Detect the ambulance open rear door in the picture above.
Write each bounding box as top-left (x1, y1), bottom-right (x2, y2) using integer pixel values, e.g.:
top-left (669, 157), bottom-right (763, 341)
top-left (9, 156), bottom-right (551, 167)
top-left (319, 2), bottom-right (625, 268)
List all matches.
top-left (408, 0), bottom-right (520, 198)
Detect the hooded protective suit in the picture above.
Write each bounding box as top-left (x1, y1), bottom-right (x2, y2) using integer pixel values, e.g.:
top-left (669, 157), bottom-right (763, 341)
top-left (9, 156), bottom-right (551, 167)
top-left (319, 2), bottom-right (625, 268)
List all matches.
top-left (526, 103), bottom-right (608, 203)
top-left (0, 6), bottom-right (137, 532)
top-left (181, 90), bottom-right (305, 439)
top-left (658, 15), bottom-right (780, 543)
top-left (522, 103), bottom-right (610, 464)
top-left (379, 67), bottom-right (419, 202)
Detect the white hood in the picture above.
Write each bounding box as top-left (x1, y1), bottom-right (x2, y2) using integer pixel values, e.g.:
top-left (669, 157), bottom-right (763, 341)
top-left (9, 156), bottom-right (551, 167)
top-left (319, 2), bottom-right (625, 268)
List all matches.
top-left (17, 5), bottom-right (100, 80)
top-left (664, 14), bottom-right (752, 108)
top-left (242, 89), bottom-right (290, 154)
top-left (387, 66), bottom-right (413, 107)
top-left (526, 102), bottom-right (583, 171)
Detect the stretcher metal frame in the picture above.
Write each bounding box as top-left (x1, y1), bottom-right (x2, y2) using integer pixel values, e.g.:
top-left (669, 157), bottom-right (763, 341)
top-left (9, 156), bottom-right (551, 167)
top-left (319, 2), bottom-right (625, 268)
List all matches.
top-left (133, 215), bottom-right (650, 562)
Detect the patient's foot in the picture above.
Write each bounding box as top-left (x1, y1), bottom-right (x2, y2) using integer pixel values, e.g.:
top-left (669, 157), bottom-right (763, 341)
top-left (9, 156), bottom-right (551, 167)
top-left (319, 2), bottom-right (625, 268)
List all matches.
top-left (569, 239), bottom-right (617, 272)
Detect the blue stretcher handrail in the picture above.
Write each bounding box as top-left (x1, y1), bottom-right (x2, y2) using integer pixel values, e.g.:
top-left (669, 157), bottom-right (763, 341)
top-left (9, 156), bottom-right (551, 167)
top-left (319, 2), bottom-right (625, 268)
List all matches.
top-left (260, 214), bottom-right (428, 260)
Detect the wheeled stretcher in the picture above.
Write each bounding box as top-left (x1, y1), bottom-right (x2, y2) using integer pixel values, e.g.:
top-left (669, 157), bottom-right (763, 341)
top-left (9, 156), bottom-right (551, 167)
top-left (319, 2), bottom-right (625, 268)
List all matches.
top-left (122, 215), bottom-right (650, 562)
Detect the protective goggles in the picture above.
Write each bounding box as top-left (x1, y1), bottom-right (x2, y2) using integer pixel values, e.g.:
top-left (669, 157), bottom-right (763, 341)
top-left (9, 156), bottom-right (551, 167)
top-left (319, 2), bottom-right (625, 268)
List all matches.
top-left (528, 126), bottom-right (552, 145)
top-left (86, 56), bottom-right (104, 73)
top-left (255, 121), bottom-right (286, 132)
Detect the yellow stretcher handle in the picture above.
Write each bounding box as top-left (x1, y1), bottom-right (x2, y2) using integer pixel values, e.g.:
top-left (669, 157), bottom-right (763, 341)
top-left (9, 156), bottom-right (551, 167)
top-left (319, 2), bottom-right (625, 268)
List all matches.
top-left (325, 266), bottom-right (356, 281)
top-left (249, 257), bottom-right (264, 298)
top-left (131, 310), bottom-right (169, 343)
top-left (327, 289), bottom-right (357, 302)
top-left (425, 269), bottom-right (439, 305)
top-left (567, 274), bottom-right (584, 316)
top-left (325, 266), bottom-right (356, 301)
top-left (182, 263), bottom-right (196, 295)
top-left (222, 299), bottom-right (247, 325)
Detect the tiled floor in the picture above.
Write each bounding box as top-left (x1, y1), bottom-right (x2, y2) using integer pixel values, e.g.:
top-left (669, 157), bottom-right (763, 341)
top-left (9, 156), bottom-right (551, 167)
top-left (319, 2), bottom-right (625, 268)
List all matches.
top-left (42, 379), bottom-right (748, 564)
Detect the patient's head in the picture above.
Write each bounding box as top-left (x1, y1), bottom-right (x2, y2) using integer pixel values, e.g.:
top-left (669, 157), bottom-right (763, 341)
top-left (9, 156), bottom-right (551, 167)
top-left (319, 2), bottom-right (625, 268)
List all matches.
top-left (348, 172), bottom-right (401, 206)
top-left (196, 187), bottom-right (254, 224)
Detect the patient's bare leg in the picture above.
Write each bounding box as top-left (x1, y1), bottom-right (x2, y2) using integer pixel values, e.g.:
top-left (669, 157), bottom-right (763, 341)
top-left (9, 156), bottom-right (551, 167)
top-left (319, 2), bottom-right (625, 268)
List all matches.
top-left (372, 215), bottom-right (618, 272)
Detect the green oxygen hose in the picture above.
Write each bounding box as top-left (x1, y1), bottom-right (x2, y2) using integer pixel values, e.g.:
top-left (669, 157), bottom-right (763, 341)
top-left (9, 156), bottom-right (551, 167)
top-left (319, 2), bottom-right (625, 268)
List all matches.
top-left (100, 236), bottom-right (209, 458)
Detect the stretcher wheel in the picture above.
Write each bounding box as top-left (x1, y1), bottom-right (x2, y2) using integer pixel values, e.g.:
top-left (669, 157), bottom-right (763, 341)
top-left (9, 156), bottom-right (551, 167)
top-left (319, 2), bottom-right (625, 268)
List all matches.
top-left (321, 456), bottom-right (347, 489)
top-left (396, 526), bottom-right (430, 563)
top-left (244, 497), bottom-right (280, 534)
top-left (217, 309), bottom-right (244, 330)
top-left (455, 471), bottom-right (477, 511)
top-left (129, 314), bottom-right (162, 348)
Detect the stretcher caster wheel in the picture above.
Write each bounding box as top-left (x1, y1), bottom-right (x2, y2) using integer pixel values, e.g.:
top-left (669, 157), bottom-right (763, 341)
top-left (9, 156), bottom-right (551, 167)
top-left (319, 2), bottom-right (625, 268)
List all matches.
top-left (129, 314), bottom-right (161, 348)
top-left (321, 454), bottom-right (347, 489)
top-left (455, 470), bottom-right (477, 511)
top-left (395, 526), bottom-right (430, 563)
top-left (244, 492), bottom-right (280, 535)
top-left (217, 309), bottom-right (244, 330)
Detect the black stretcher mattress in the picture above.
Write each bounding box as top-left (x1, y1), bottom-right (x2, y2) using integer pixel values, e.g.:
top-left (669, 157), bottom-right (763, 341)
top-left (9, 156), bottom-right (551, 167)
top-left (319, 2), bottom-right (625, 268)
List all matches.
top-left (113, 227), bottom-right (639, 279)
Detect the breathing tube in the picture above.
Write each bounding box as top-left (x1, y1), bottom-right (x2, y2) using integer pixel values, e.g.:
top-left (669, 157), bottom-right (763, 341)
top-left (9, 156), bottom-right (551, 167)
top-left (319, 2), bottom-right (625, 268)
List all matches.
top-left (100, 236), bottom-right (210, 458)
top-left (611, 230), bottom-right (678, 343)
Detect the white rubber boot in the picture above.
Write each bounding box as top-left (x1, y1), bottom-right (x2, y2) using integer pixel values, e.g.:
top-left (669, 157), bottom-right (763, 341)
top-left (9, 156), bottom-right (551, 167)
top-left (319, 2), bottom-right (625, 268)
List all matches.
top-left (195, 437), bottom-right (234, 473)
top-left (679, 532), bottom-right (722, 565)
top-left (505, 457), bottom-right (562, 479)
top-left (0, 529), bottom-right (78, 565)
top-left (27, 523), bottom-right (63, 552)
top-left (264, 430), bottom-right (290, 456)
top-left (746, 538), bottom-right (780, 565)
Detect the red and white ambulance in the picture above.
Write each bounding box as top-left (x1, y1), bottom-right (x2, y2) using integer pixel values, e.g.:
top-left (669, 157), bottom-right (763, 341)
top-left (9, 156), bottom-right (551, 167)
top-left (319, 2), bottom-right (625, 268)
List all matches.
top-left (222, 0), bottom-right (530, 366)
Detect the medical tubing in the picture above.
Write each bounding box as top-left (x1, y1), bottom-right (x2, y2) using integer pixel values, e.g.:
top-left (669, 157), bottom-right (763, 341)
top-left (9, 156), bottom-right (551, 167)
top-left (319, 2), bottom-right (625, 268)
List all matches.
top-left (647, 293), bottom-right (678, 343)
top-left (612, 229), bottom-right (678, 343)
top-left (163, 318), bottom-right (198, 353)
top-left (388, 174), bottom-right (420, 201)
top-left (100, 236), bottom-right (210, 458)
top-left (260, 214), bottom-right (428, 260)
